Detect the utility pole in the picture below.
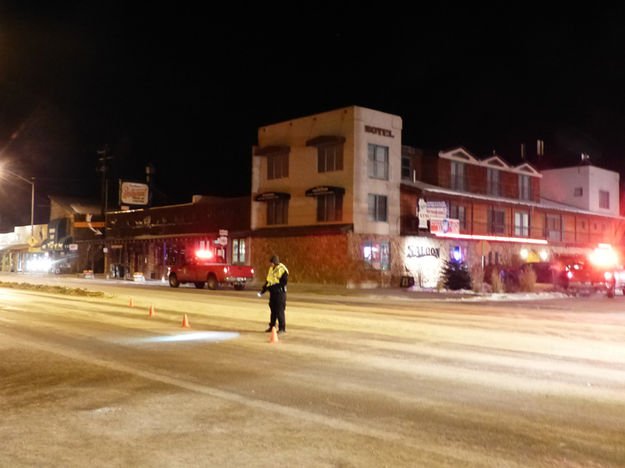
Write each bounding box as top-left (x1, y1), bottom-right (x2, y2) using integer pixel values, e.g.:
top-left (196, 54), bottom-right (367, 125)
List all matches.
top-left (97, 145), bottom-right (114, 278)
top-left (97, 145), bottom-right (114, 216)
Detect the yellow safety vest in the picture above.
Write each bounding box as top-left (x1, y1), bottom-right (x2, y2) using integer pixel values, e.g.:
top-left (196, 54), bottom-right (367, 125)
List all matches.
top-left (266, 263), bottom-right (289, 286)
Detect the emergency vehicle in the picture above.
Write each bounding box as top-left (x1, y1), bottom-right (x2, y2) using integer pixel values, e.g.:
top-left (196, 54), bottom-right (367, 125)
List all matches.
top-left (168, 247), bottom-right (254, 291)
top-left (560, 244), bottom-right (624, 298)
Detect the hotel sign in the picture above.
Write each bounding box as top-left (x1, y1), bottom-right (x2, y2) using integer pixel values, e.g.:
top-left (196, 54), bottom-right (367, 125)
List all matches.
top-left (364, 125), bottom-right (394, 138)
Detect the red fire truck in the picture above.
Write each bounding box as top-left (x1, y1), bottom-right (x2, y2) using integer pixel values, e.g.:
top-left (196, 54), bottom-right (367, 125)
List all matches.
top-left (168, 248), bottom-right (255, 291)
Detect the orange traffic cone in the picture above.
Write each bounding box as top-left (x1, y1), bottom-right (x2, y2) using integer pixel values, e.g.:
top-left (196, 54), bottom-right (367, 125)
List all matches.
top-left (269, 326), bottom-right (280, 344)
top-left (129, 298), bottom-right (134, 308)
top-left (148, 305), bottom-right (155, 317)
top-left (181, 314), bottom-right (191, 328)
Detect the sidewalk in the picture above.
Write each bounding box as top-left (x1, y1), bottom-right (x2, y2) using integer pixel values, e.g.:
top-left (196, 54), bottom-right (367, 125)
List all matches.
top-left (0, 272), bottom-right (568, 302)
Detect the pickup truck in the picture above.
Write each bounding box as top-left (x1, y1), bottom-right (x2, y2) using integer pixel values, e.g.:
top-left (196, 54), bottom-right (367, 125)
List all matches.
top-left (559, 244), bottom-right (623, 298)
top-left (168, 251), bottom-right (255, 290)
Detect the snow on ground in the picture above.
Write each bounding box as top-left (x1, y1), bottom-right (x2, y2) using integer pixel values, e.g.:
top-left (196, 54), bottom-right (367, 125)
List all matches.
top-left (405, 285), bottom-right (569, 301)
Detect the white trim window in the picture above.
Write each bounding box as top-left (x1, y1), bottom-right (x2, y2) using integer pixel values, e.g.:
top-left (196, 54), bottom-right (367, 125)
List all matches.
top-left (368, 144), bottom-right (389, 180)
top-left (514, 211), bottom-right (529, 237)
top-left (487, 168), bottom-right (500, 196)
top-left (488, 208), bottom-right (506, 234)
top-left (545, 214), bottom-right (562, 241)
top-left (449, 203), bottom-right (466, 230)
top-left (450, 161), bottom-right (466, 191)
top-left (368, 194), bottom-right (387, 222)
top-left (519, 174), bottom-right (531, 200)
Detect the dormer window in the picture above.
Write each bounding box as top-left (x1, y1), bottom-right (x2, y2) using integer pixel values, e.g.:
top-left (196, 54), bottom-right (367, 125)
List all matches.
top-left (519, 174), bottom-right (531, 200)
top-left (450, 161), bottom-right (466, 191)
top-left (487, 168), bottom-right (500, 196)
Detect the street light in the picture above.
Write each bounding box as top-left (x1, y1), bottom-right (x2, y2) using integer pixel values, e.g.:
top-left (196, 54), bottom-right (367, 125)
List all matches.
top-left (0, 166), bottom-right (35, 235)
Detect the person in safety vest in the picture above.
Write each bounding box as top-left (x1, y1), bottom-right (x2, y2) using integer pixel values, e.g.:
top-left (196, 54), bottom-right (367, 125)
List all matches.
top-left (258, 254), bottom-right (289, 334)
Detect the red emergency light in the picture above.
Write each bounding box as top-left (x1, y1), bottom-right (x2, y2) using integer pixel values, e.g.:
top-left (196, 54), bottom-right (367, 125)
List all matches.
top-left (195, 249), bottom-right (214, 260)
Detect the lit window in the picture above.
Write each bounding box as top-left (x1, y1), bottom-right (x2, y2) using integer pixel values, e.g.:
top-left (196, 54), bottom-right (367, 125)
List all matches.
top-left (232, 239), bottom-right (246, 264)
top-left (363, 240), bottom-right (390, 270)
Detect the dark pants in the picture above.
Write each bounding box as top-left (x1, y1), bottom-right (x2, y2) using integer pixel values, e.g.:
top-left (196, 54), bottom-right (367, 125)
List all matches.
top-left (268, 290), bottom-right (286, 331)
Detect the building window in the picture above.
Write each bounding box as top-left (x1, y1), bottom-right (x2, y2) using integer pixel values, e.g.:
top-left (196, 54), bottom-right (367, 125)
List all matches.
top-left (368, 144), bottom-right (389, 180)
top-left (519, 174), bottom-right (531, 200)
top-left (488, 208), bottom-right (506, 234)
top-left (317, 144), bottom-right (343, 173)
top-left (401, 156), bottom-right (411, 180)
top-left (450, 161), bottom-right (466, 191)
top-left (363, 240), bottom-right (390, 270)
top-left (368, 194), bottom-right (387, 222)
top-left (317, 193), bottom-right (343, 222)
top-left (232, 239), bottom-right (246, 264)
top-left (574, 187), bottom-right (583, 197)
top-left (449, 204), bottom-right (466, 230)
top-left (487, 168), bottom-right (500, 196)
top-left (545, 214), bottom-right (562, 241)
top-left (267, 198), bottom-right (288, 225)
top-left (599, 190), bottom-right (610, 209)
top-left (514, 211), bottom-right (529, 237)
top-left (267, 153), bottom-right (289, 179)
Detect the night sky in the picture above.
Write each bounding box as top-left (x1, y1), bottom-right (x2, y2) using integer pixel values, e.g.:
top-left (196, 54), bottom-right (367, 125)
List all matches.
top-left (2, 3), bottom-right (625, 227)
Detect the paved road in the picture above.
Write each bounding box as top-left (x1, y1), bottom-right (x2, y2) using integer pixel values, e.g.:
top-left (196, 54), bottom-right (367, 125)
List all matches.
top-left (1, 274), bottom-right (624, 467)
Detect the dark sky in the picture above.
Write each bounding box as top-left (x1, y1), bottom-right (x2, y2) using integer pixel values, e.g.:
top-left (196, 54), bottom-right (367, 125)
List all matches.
top-left (2, 3), bottom-right (625, 218)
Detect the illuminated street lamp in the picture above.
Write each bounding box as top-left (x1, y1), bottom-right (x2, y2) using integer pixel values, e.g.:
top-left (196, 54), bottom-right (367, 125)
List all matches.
top-left (0, 167), bottom-right (35, 235)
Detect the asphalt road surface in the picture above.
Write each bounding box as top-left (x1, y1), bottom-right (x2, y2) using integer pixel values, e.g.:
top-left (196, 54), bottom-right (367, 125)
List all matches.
top-left (1, 274), bottom-right (624, 467)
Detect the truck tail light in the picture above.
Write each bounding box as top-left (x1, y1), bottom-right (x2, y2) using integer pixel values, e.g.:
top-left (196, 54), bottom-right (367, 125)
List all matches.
top-left (251, 268), bottom-right (255, 275)
top-left (567, 271), bottom-right (573, 279)
top-left (223, 267), bottom-right (228, 274)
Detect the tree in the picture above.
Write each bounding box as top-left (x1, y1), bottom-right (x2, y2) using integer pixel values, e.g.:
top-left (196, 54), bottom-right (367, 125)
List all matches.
top-left (441, 259), bottom-right (472, 290)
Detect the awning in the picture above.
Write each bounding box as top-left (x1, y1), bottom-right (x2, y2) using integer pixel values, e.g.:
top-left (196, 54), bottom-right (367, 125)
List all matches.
top-left (254, 145), bottom-right (290, 156)
top-left (254, 192), bottom-right (291, 202)
top-left (305, 135), bottom-right (345, 147)
top-left (305, 186), bottom-right (345, 197)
